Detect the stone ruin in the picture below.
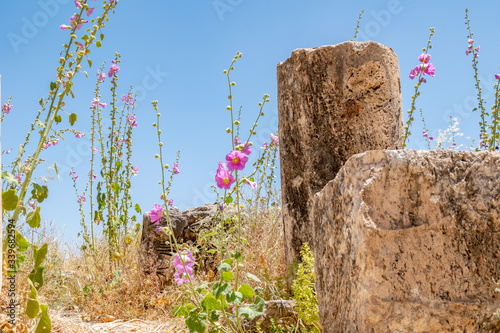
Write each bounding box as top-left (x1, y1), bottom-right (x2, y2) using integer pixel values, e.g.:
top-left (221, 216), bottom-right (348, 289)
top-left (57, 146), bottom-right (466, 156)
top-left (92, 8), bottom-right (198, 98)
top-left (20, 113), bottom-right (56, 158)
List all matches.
top-left (277, 41), bottom-right (403, 273)
top-left (278, 41), bottom-right (500, 331)
top-left (138, 203), bottom-right (236, 286)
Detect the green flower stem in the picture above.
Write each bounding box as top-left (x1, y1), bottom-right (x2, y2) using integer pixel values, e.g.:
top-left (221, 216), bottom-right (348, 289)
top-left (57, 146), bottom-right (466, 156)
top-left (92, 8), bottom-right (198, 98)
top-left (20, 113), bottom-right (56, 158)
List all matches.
top-left (402, 27), bottom-right (434, 148)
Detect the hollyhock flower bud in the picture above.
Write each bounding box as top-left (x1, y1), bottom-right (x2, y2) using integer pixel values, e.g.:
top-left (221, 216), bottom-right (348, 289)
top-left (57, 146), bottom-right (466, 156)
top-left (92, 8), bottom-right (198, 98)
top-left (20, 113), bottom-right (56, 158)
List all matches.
top-left (495, 74), bottom-right (500, 80)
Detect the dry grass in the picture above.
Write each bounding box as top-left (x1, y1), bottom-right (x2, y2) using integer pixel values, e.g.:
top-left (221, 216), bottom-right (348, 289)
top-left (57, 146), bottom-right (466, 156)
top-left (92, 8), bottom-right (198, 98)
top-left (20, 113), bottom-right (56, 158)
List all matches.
top-left (1, 191), bottom-right (288, 332)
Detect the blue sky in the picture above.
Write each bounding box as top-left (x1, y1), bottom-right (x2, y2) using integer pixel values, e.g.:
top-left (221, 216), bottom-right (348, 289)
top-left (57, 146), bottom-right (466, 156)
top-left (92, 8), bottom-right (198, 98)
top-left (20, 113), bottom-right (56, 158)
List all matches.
top-left (1, 0), bottom-right (500, 243)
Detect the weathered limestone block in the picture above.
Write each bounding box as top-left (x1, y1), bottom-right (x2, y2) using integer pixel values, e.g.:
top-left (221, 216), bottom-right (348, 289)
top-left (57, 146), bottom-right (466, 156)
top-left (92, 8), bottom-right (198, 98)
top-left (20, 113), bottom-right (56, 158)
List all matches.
top-left (277, 41), bottom-right (403, 271)
top-left (311, 149), bottom-right (500, 332)
top-left (138, 203), bottom-right (236, 286)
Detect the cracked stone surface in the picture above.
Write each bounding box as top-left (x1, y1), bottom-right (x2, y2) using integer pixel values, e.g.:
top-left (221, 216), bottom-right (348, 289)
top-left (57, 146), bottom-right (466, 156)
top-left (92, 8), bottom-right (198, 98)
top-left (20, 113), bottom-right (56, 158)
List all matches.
top-left (311, 149), bottom-right (500, 332)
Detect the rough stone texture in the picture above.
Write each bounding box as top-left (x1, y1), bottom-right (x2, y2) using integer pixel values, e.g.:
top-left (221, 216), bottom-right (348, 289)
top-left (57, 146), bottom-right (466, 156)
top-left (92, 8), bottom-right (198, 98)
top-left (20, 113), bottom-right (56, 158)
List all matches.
top-left (138, 203), bottom-right (236, 286)
top-left (242, 300), bottom-right (298, 332)
top-left (277, 41), bottom-right (403, 272)
top-left (310, 149), bottom-right (500, 332)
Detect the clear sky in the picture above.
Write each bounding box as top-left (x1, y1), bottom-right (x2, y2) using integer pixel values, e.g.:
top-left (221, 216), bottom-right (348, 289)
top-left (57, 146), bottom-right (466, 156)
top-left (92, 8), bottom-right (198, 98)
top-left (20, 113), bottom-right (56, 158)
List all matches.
top-left (1, 0), bottom-right (500, 243)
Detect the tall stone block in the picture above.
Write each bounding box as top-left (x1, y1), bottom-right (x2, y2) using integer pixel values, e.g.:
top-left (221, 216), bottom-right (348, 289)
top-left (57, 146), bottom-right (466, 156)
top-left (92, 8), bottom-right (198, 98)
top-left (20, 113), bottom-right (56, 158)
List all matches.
top-left (277, 41), bottom-right (403, 270)
top-left (311, 150), bottom-right (500, 332)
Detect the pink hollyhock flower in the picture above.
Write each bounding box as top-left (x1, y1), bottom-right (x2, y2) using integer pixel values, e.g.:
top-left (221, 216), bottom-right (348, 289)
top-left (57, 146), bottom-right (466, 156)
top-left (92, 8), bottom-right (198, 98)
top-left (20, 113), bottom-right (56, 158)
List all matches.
top-left (90, 97), bottom-right (106, 109)
top-left (495, 74), bottom-right (500, 80)
top-left (69, 14), bottom-right (87, 30)
top-left (419, 77), bottom-right (427, 84)
top-left (226, 150), bottom-right (248, 171)
top-left (132, 166), bottom-right (139, 176)
top-left (245, 179), bottom-right (257, 189)
top-left (5, 148), bottom-right (12, 154)
top-left (421, 63), bottom-right (435, 77)
top-left (173, 250), bottom-right (195, 286)
top-left (92, 146), bottom-right (98, 153)
top-left (409, 65), bottom-right (421, 79)
top-left (78, 195), bottom-right (86, 204)
top-left (29, 201), bottom-right (37, 210)
top-left (215, 162), bottom-right (235, 189)
top-left (76, 42), bottom-right (84, 50)
top-left (127, 114), bottom-right (138, 128)
top-left (418, 53), bottom-right (430, 64)
top-left (475, 46), bottom-right (480, 53)
top-left (88, 171), bottom-right (97, 179)
top-left (150, 203), bottom-right (163, 223)
top-left (108, 64), bottom-right (120, 77)
top-left (241, 142), bottom-right (251, 155)
top-left (86, 7), bottom-right (94, 16)
top-left (261, 142), bottom-right (268, 149)
top-left (234, 136), bottom-right (241, 145)
top-left (2, 102), bottom-right (12, 114)
top-left (74, 0), bottom-right (82, 8)
top-left (168, 199), bottom-right (174, 207)
top-left (465, 50), bottom-right (470, 56)
top-left (97, 71), bottom-right (106, 83)
top-left (270, 133), bottom-right (279, 145)
top-left (468, 39), bottom-right (474, 44)
top-left (15, 174), bottom-right (22, 182)
top-left (173, 163), bottom-right (180, 175)
top-left (75, 132), bottom-right (85, 138)
top-left (60, 24), bottom-right (71, 30)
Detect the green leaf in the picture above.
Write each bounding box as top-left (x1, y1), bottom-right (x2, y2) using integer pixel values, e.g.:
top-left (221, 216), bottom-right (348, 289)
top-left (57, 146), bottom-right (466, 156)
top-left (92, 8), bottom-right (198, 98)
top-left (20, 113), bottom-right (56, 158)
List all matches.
top-left (34, 243), bottom-right (48, 268)
top-left (217, 262), bottom-right (231, 272)
top-left (111, 183), bottom-right (120, 193)
top-left (173, 302), bottom-right (195, 318)
top-left (238, 283), bottom-right (255, 301)
top-left (53, 162), bottom-right (60, 180)
top-left (231, 251), bottom-right (242, 261)
top-left (16, 231), bottom-right (31, 252)
top-left (201, 293), bottom-right (221, 313)
top-left (65, 81), bottom-right (72, 93)
top-left (238, 296), bottom-right (264, 320)
top-left (39, 98), bottom-right (44, 106)
top-left (31, 184), bottom-right (49, 203)
top-left (82, 34), bottom-right (88, 40)
top-left (29, 266), bottom-right (45, 290)
top-left (55, 115), bottom-right (62, 124)
top-left (246, 272), bottom-right (261, 283)
top-left (226, 291), bottom-right (243, 304)
top-left (225, 196), bottom-right (233, 204)
top-left (2, 171), bottom-right (19, 186)
top-left (185, 312), bottom-right (207, 333)
top-left (213, 282), bottom-right (231, 299)
top-left (26, 280), bottom-right (40, 319)
top-left (50, 82), bottom-right (57, 91)
top-left (69, 113), bottom-right (77, 126)
top-left (27, 206), bottom-right (41, 228)
top-left (96, 40), bottom-right (102, 48)
top-left (2, 189), bottom-right (19, 211)
top-left (221, 271), bottom-right (234, 282)
top-left (35, 304), bottom-right (52, 333)
top-left (100, 33), bottom-right (104, 40)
